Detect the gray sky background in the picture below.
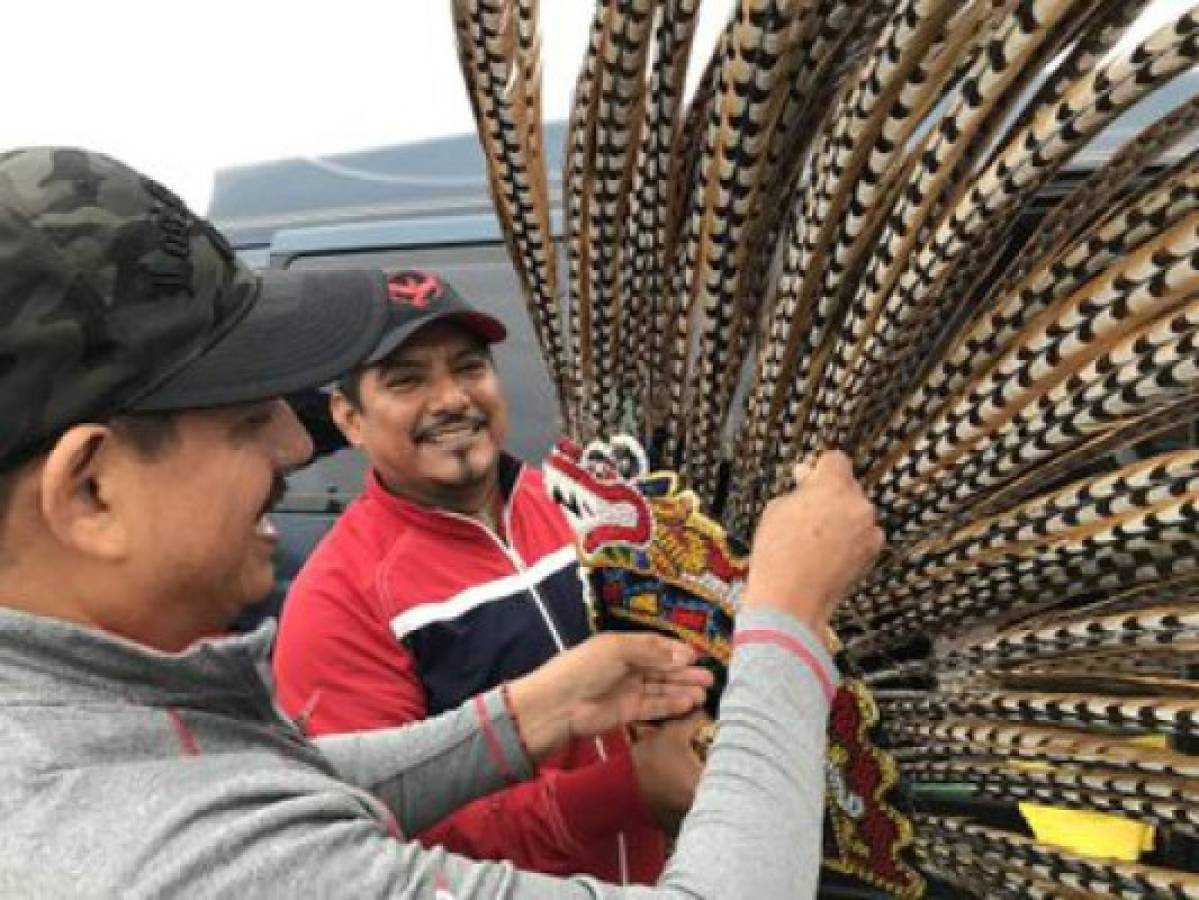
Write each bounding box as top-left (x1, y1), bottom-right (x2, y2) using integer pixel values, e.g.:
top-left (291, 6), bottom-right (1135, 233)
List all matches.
top-left (1, 1), bottom-right (1188, 211)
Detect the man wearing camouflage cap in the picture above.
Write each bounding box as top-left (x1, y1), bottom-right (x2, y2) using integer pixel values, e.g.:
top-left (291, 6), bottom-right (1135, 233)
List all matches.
top-left (0, 147), bottom-right (883, 897)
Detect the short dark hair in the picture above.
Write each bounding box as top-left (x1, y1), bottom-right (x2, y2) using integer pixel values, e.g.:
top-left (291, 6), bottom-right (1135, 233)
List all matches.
top-left (0, 464), bottom-right (22, 568)
top-left (336, 369), bottom-right (366, 410)
top-left (108, 412), bottom-right (180, 458)
top-left (0, 469), bottom-right (15, 529)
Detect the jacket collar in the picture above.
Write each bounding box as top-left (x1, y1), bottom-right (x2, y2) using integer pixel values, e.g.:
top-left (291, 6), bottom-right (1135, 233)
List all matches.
top-left (363, 453), bottom-right (525, 539)
top-left (0, 605), bottom-right (276, 714)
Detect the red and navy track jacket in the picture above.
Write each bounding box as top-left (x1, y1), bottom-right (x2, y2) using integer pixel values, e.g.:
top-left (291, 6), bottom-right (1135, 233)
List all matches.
top-left (273, 455), bottom-right (666, 883)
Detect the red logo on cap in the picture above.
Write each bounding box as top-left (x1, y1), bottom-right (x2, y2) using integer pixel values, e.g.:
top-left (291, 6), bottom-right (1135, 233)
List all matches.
top-left (389, 272), bottom-right (444, 309)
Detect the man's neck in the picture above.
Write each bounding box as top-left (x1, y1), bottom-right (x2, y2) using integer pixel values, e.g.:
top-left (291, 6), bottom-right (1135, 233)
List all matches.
top-left (383, 466), bottom-right (504, 526)
top-left (473, 488), bottom-right (508, 537)
top-left (463, 474), bottom-right (506, 537)
top-left (0, 562), bottom-right (183, 652)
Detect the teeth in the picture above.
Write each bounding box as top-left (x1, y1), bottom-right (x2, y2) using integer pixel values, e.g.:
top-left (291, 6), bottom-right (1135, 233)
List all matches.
top-left (429, 426), bottom-right (476, 441)
top-left (256, 515), bottom-right (278, 538)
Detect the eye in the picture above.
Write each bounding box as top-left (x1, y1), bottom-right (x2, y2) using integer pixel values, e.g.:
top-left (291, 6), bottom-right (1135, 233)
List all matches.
top-left (232, 402), bottom-right (277, 437)
top-left (386, 372), bottom-right (422, 390)
top-left (457, 356), bottom-right (490, 375)
top-left (242, 404), bottom-right (275, 428)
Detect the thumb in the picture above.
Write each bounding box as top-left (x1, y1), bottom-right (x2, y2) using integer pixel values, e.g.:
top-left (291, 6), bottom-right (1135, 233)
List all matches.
top-left (791, 459), bottom-right (813, 486)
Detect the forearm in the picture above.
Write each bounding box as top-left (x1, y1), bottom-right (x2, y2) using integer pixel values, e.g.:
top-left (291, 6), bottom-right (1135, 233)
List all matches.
top-left (427, 607), bottom-right (837, 898)
top-left (417, 747), bottom-right (650, 870)
top-left (319, 608), bottom-right (837, 897)
top-left (649, 606), bottom-right (837, 898)
top-left (315, 687), bottom-right (532, 835)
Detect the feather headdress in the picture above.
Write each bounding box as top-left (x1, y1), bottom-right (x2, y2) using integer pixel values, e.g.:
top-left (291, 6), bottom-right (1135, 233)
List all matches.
top-left (453, 0), bottom-right (1199, 894)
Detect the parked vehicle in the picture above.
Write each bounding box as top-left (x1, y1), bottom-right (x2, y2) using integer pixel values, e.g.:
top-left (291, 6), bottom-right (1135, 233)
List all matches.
top-left (211, 73), bottom-right (1198, 627)
top-left (211, 127), bottom-right (570, 624)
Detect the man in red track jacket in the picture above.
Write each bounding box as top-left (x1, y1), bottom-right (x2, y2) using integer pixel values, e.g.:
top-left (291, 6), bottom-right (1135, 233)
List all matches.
top-left (273, 271), bottom-right (700, 883)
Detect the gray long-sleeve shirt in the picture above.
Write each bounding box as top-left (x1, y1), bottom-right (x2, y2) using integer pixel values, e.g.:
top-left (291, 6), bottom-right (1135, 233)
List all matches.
top-left (0, 604), bottom-right (837, 898)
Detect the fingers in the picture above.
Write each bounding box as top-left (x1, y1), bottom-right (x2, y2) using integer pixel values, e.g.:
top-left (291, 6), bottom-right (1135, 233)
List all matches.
top-left (791, 459), bottom-right (813, 486)
top-left (809, 449), bottom-right (847, 481)
top-left (801, 449), bottom-right (855, 489)
top-left (631, 668), bottom-right (712, 723)
top-left (614, 632), bottom-right (700, 671)
top-left (746, 449), bottom-right (885, 627)
top-left (635, 684), bottom-right (708, 722)
top-left (644, 666), bottom-right (714, 689)
top-left (628, 721), bottom-right (657, 741)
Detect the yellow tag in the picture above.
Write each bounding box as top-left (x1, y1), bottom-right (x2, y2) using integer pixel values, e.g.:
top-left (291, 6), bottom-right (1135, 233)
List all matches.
top-left (1018, 734), bottom-right (1166, 862)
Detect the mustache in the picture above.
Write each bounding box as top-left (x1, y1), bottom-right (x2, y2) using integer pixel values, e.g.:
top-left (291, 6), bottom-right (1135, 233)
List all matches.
top-left (416, 412), bottom-right (487, 441)
top-left (260, 475), bottom-right (288, 517)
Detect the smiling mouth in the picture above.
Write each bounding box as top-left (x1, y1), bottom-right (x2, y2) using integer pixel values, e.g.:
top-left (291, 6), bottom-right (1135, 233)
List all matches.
top-left (420, 419), bottom-right (486, 443)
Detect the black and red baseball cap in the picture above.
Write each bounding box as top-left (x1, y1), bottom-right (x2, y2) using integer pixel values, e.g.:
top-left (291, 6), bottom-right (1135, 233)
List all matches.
top-left (364, 270), bottom-right (507, 365)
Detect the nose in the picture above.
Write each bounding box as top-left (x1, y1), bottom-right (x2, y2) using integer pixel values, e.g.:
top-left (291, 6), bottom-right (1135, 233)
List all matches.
top-left (427, 368), bottom-right (471, 414)
top-left (271, 399), bottom-right (315, 468)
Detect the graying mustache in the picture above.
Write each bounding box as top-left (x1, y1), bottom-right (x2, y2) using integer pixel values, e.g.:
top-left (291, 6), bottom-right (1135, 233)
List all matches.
top-left (261, 475), bottom-right (288, 518)
top-left (417, 414), bottom-right (486, 440)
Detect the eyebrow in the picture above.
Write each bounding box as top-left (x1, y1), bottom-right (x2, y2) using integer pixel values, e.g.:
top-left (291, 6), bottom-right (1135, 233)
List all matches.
top-left (226, 401), bottom-right (274, 437)
top-left (454, 344), bottom-right (490, 361)
top-left (392, 344), bottom-right (488, 366)
top-left (382, 358), bottom-right (427, 372)
top-left (377, 338), bottom-right (490, 374)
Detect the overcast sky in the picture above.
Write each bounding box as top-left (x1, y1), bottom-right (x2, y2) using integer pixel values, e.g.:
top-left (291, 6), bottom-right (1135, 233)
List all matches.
top-left (1, 0), bottom-right (1188, 211)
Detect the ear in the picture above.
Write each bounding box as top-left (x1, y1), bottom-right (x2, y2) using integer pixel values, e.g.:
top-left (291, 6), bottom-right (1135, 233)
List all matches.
top-left (329, 390), bottom-right (365, 448)
top-left (38, 425), bottom-right (130, 560)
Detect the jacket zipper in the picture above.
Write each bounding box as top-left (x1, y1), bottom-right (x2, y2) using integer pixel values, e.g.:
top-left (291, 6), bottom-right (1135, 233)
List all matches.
top-left (439, 470), bottom-right (632, 884)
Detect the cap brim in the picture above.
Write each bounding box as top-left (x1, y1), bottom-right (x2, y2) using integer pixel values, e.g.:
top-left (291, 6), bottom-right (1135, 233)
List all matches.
top-left (131, 268), bottom-right (389, 411)
top-left (366, 309), bottom-right (507, 365)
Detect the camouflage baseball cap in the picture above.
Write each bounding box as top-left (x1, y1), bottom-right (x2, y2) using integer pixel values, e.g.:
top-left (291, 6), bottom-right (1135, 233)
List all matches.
top-left (0, 147), bottom-right (390, 469)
